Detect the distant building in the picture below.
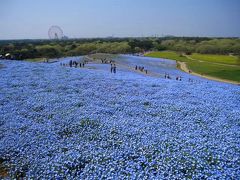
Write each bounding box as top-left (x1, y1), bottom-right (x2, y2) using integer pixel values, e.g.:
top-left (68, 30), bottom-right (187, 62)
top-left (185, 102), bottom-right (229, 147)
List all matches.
top-left (62, 35), bottom-right (69, 40)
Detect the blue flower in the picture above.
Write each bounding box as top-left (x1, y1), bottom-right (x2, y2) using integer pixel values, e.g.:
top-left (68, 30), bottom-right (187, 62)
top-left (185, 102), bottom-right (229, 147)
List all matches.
top-left (0, 57), bottom-right (239, 179)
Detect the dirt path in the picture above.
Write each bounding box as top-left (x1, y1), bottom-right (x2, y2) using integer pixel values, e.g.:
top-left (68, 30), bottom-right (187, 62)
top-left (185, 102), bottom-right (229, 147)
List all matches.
top-left (116, 63), bottom-right (161, 78)
top-left (0, 64), bottom-right (5, 70)
top-left (85, 55), bottom-right (162, 78)
top-left (178, 61), bottom-right (239, 85)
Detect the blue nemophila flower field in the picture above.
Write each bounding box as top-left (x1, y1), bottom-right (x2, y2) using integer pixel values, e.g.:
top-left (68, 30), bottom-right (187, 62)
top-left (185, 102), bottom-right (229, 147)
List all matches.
top-left (0, 57), bottom-right (239, 179)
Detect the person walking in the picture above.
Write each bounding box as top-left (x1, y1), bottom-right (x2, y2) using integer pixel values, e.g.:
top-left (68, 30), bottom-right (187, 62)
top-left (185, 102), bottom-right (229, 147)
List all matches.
top-left (111, 64), bottom-right (113, 73)
top-left (69, 60), bottom-right (73, 67)
top-left (113, 64), bottom-right (116, 74)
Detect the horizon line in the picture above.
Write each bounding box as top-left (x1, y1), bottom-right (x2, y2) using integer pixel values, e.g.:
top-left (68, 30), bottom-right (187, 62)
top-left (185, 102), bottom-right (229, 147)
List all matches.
top-left (1, 36), bottom-right (240, 41)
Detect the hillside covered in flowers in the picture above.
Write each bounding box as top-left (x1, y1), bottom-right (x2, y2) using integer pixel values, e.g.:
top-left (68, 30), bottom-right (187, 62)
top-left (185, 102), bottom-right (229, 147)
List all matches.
top-left (0, 56), bottom-right (239, 179)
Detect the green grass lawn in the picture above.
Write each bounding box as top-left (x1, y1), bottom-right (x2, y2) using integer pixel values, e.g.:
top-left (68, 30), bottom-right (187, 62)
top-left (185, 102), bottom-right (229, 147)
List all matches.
top-left (187, 61), bottom-right (240, 82)
top-left (145, 51), bottom-right (240, 82)
top-left (190, 53), bottom-right (240, 65)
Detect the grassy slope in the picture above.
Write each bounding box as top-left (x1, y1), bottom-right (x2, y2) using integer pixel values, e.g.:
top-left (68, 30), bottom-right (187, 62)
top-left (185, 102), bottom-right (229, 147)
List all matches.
top-left (145, 51), bottom-right (240, 82)
top-left (187, 61), bottom-right (240, 82)
top-left (190, 53), bottom-right (240, 65)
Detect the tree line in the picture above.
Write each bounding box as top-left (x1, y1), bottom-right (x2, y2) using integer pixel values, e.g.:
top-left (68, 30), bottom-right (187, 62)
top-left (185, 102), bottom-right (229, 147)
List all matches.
top-left (0, 37), bottom-right (239, 60)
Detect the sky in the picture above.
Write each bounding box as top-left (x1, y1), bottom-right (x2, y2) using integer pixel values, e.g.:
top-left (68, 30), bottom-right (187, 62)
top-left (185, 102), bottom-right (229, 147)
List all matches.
top-left (0, 0), bottom-right (240, 39)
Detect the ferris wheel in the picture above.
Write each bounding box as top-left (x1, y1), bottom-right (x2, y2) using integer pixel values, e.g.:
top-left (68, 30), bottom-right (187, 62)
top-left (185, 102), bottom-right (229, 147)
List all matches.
top-left (48, 26), bottom-right (64, 40)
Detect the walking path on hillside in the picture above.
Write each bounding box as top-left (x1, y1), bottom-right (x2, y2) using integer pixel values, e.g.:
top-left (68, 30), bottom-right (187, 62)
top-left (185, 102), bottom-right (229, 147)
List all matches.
top-left (85, 55), bottom-right (162, 78)
top-left (117, 63), bottom-right (161, 78)
top-left (0, 64), bottom-right (5, 69)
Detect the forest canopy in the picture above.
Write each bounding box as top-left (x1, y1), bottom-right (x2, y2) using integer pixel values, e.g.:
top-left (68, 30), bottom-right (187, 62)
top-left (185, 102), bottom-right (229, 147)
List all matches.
top-left (0, 37), bottom-right (239, 60)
